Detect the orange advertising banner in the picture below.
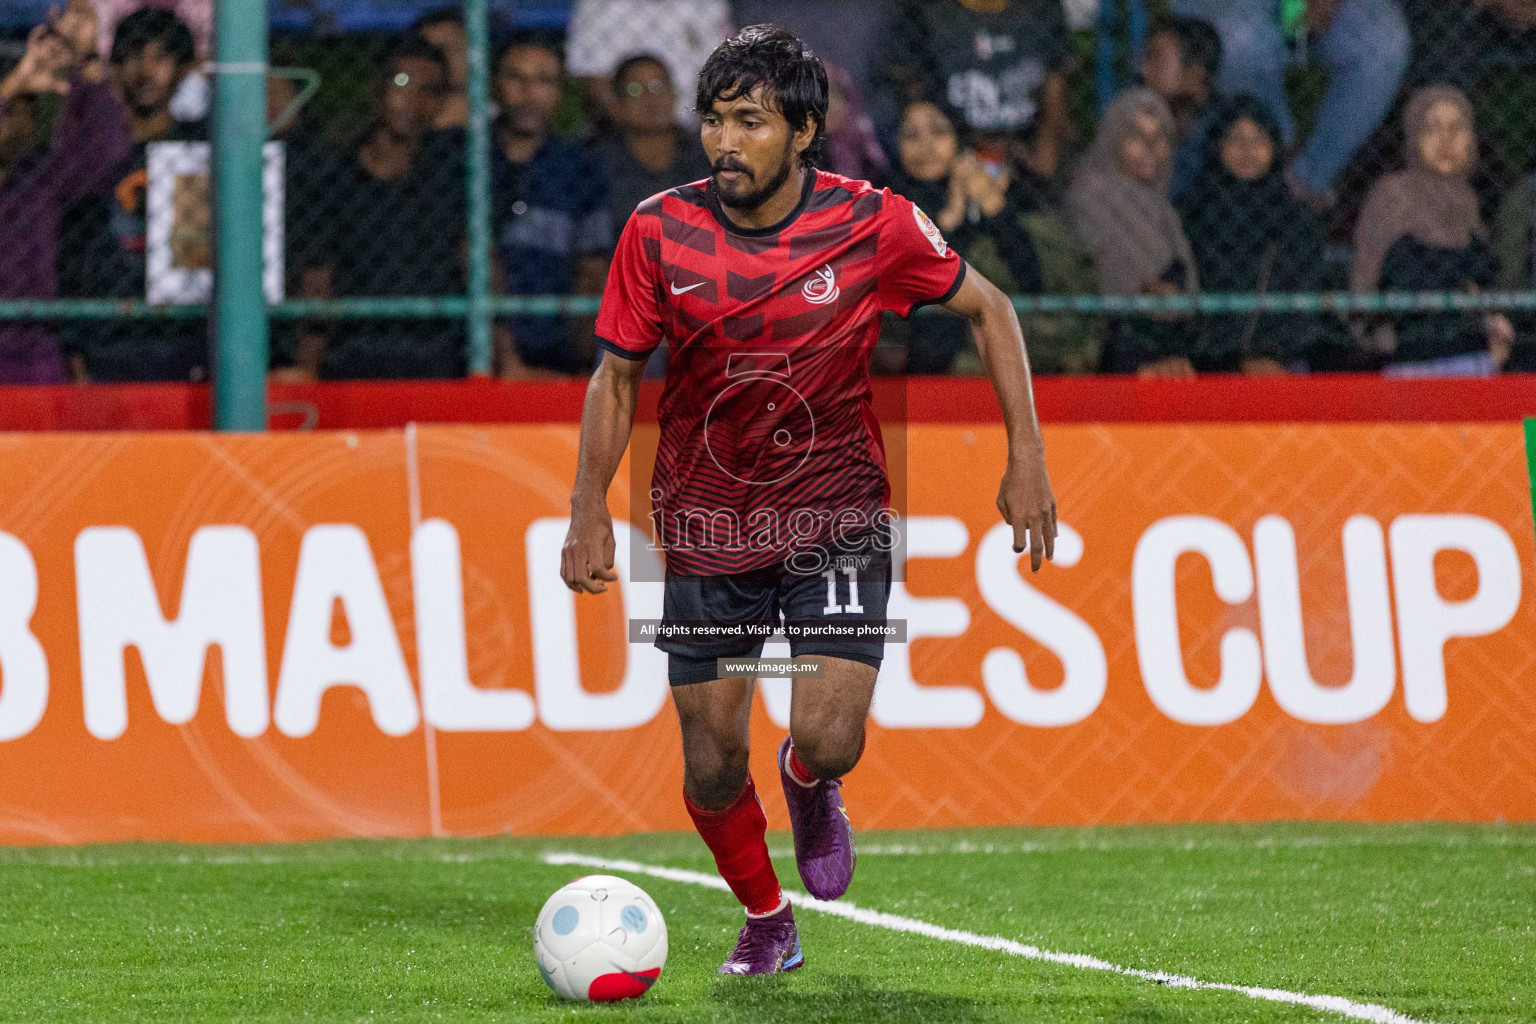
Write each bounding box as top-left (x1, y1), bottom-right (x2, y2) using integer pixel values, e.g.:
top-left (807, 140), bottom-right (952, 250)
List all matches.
top-left (0, 423), bottom-right (1530, 845)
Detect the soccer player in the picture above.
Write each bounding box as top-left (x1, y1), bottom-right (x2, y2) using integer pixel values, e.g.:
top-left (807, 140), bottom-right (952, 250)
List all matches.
top-left (561, 25), bottom-right (1057, 975)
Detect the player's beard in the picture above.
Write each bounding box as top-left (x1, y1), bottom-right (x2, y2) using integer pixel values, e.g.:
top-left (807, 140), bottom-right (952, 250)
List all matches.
top-left (713, 136), bottom-right (796, 212)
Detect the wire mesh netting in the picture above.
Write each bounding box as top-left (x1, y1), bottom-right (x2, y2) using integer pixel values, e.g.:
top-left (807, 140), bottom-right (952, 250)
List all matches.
top-left (0, 0), bottom-right (1534, 383)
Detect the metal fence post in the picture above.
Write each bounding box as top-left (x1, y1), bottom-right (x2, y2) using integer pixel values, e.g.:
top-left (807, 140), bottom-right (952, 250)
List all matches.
top-left (211, 0), bottom-right (271, 430)
top-left (465, 0), bottom-right (493, 376)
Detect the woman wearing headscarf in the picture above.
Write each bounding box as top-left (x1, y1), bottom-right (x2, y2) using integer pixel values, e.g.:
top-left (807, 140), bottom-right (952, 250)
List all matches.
top-left (1350, 85), bottom-right (1514, 375)
top-left (1069, 88), bottom-right (1202, 376)
top-left (879, 98), bottom-right (1098, 375)
top-left (1179, 94), bottom-right (1343, 373)
top-left (877, 97), bottom-right (977, 375)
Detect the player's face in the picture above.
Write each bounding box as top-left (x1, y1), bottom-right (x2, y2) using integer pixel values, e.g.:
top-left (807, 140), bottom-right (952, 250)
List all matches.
top-left (701, 85), bottom-right (808, 211)
top-left (897, 101), bottom-right (959, 182)
top-left (497, 46), bottom-right (563, 137)
top-left (1118, 110), bottom-right (1171, 184)
top-left (1220, 116), bottom-right (1275, 182)
top-left (382, 56), bottom-right (446, 140)
top-left (1417, 99), bottom-right (1474, 177)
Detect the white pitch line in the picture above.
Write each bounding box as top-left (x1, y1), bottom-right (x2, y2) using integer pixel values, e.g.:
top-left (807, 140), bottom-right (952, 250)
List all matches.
top-left (769, 832), bottom-right (1536, 859)
top-left (541, 852), bottom-right (1442, 1024)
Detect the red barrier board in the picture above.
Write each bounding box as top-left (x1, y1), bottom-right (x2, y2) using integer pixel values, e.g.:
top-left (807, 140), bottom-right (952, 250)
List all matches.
top-left (0, 375), bottom-right (1532, 431)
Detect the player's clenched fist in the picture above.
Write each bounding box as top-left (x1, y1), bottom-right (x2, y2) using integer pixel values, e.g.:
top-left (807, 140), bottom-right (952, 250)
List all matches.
top-left (561, 503), bottom-right (619, 594)
top-left (997, 446), bottom-right (1057, 573)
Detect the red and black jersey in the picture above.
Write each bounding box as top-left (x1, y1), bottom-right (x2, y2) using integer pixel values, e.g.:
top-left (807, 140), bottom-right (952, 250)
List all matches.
top-left (597, 169), bottom-right (966, 576)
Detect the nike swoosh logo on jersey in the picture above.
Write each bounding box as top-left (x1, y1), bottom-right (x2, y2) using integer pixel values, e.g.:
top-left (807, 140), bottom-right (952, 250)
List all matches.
top-left (670, 281), bottom-right (706, 296)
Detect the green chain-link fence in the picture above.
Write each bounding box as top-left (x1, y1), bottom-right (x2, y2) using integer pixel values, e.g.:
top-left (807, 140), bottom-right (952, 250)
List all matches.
top-left (1, 0), bottom-right (1534, 400)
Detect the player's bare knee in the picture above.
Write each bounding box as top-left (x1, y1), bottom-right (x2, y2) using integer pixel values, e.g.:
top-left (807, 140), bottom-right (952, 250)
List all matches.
top-left (791, 721), bottom-right (865, 780)
top-left (681, 734), bottom-right (750, 809)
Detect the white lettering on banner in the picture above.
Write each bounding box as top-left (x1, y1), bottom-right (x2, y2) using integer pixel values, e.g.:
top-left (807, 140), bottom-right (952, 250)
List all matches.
top-left (1388, 514), bottom-right (1521, 723)
top-left (413, 519), bottom-right (535, 731)
top-left (76, 526), bottom-right (268, 741)
top-left (526, 518), bottom-right (668, 731)
top-left (1254, 516), bottom-right (1396, 725)
top-left (874, 516), bottom-right (982, 728)
top-left (0, 534), bottom-right (47, 741)
top-left (0, 507), bottom-right (1516, 741)
top-left (1133, 517), bottom-right (1263, 726)
top-left (273, 525), bottom-right (419, 737)
top-left (978, 523), bottom-right (1107, 727)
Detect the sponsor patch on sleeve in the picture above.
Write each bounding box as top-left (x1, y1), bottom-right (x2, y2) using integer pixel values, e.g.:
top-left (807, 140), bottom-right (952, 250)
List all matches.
top-left (913, 204), bottom-right (948, 257)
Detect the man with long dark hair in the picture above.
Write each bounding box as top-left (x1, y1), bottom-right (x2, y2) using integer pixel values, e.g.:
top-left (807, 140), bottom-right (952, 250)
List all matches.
top-left (561, 25), bottom-right (1057, 976)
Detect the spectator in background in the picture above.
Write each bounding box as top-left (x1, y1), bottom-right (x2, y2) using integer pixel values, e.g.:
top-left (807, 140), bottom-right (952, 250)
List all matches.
top-left (881, 98), bottom-right (976, 374)
top-left (63, 6), bottom-right (205, 382)
top-left (94, 0), bottom-right (208, 59)
top-left (1493, 164), bottom-right (1536, 370)
top-left (888, 0), bottom-right (1075, 181)
top-left (1495, 169), bottom-right (1536, 295)
top-left (593, 54), bottom-right (710, 226)
top-left (1480, 0), bottom-right (1536, 26)
top-left (414, 7), bottom-right (469, 131)
top-left (822, 63), bottom-right (889, 184)
top-left (1069, 88), bottom-right (1202, 377)
top-left (1402, 0), bottom-right (1536, 210)
top-left (1404, 0), bottom-right (1536, 95)
top-left (882, 97), bottom-right (1098, 374)
top-left (0, 0), bottom-right (129, 383)
top-left (1180, 96), bottom-right (1339, 374)
top-left (1352, 86), bottom-right (1514, 375)
top-left (1139, 16), bottom-right (1222, 201)
top-left (947, 142), bottom-right (1100, 375)
top-left (491, 32), bottom-right (612, 376)
top-left (290, 35), bottom-right (467, 380)
top-left (93, 0), bottom-right (210, 121)
top-left (566, 0), bottom-right (732, 125)
top-left (1172, 0), bottom-right (1409, 207)
top-left (265, 70), bottom-right (342, 379)
top-left (731, 0), bottom-right (894, 126)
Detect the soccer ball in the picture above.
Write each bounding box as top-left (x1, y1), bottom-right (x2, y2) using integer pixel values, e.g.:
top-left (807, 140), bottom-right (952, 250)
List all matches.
top-left (533, 875), bottom-right (668, 1001)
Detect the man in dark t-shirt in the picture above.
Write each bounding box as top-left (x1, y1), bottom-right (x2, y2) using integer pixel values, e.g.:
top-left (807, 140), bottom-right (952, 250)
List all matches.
top-left (592, 55), bottom-right (712, 231)
top-left (293, 36), bottom-right (466, 380)
top-left (889, 0), bottom-right (1074, 178)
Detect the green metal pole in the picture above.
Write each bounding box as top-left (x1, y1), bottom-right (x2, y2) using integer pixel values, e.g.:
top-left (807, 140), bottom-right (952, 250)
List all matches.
top-left (465, 0), bottom-right (493, 375)
top-left (211, 0), bottom-right (271, 430)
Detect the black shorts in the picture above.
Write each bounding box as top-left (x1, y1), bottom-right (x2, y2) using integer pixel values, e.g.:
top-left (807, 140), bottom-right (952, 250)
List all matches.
top-left (659, 528), bottom-right (894, 686)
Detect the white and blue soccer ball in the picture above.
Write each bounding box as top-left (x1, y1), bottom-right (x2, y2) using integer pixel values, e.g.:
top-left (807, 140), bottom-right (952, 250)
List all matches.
top-left (533, 875), bottom-right (668, 1001)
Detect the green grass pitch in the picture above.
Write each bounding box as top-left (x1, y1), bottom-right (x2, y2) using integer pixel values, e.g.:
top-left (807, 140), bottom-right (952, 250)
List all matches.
top-left (0, 823), bottom-right (1529, 1022)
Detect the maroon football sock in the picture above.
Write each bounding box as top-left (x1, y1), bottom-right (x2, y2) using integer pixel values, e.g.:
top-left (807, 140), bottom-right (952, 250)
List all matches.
top-left (684, 776), bottom-right (784, 917)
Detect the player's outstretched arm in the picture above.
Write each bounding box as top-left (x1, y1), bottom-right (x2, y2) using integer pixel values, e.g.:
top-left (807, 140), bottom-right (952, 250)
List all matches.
top-left (942, 265), bottom-right (1058, 572)
top-left (562, 351), bottom-right (646, 594)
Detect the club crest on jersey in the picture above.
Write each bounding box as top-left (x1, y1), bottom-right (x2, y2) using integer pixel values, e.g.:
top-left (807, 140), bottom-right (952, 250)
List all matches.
top-left (913, 205), bottom-right (948, 257)
top-left (802, 264), bottom-right (840, 306)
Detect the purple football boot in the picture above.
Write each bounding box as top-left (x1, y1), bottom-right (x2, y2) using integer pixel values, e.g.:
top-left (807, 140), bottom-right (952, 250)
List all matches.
top-left (719, 901), bottom-right (803, 975)
top-left (777, 736), bottom-right (856, 900)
